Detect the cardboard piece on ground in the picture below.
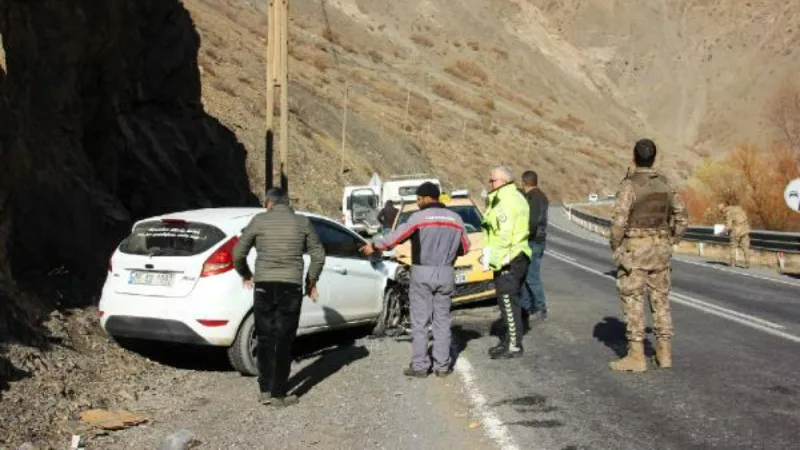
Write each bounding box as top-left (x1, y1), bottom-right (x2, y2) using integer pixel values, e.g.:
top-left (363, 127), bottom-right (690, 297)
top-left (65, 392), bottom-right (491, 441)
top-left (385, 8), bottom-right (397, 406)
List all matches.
top-left (79, 409), bottom-right (148, 430)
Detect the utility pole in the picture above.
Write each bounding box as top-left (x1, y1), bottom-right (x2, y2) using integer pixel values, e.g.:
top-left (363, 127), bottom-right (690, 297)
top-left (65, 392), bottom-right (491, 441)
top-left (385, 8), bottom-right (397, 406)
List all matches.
top-left (339, 80), bottom-right (349, 175)
top-left (265, 0), bottom-right (289, 194)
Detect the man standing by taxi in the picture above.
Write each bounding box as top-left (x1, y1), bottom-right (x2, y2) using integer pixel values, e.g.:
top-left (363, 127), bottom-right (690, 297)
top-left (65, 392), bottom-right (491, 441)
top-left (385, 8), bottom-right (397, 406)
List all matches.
top-left (360, 183), bottom-right (470, 377)
top-left (482, 166), bottom-right (531, 359)
top-left (519, 170), bottom-right (549, 323)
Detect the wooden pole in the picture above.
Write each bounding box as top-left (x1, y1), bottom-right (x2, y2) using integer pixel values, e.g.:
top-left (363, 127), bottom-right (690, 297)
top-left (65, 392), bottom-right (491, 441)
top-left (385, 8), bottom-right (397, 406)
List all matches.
top-left (278, 0), bottom-right (289, 192)
top-left (265, 0), bottom-right (290, 194)
top-left (264, 0), bottom-right (277, 192)
top-left (339, 80), bottom-right (349, 174)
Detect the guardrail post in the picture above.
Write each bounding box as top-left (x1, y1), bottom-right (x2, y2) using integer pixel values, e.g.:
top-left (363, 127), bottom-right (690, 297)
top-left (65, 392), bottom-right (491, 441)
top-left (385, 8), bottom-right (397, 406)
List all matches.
top-left (698, 242), bottom-right (704, 256)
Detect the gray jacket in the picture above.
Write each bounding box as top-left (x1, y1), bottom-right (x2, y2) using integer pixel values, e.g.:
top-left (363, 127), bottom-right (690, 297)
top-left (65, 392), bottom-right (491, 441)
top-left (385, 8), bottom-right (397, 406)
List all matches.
top-left (373, 203), bottom-right (469, 267)
top-left (232, 204), bottom-right (325, 286)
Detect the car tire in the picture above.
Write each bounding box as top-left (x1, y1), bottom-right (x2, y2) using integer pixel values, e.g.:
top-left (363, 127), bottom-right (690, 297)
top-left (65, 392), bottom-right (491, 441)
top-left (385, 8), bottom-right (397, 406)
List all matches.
top-left (228, 313), bottom-right (259, 376)
top-left (372, 283), bottom-right (406, 337)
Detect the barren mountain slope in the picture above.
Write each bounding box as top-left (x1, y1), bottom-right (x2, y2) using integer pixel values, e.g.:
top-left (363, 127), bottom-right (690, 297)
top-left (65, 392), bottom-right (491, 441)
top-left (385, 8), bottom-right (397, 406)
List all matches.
top-left (187, 0), bottom-right (652, 214)
top-left (187, 0), bottom-right (799, 214)
top-left (536, 0), bottom-right (800, 154)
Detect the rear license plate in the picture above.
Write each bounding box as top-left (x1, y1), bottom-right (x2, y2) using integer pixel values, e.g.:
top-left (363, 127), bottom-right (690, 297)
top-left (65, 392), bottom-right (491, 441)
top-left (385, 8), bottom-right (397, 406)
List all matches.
top-left (129, 271), bottom-right (175, 286)
top-left (455, 272), bottom-right (468, 284)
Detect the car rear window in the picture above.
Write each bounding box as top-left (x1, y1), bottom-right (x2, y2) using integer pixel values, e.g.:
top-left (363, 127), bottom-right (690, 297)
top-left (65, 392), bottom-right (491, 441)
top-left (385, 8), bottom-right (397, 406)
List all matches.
top-left (118, 220), bottom-right (227, 256)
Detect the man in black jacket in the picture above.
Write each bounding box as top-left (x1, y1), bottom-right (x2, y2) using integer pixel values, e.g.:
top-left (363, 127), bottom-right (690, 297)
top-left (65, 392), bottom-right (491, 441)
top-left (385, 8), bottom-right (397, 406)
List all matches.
top-left (519, 170), bottom-right (549, 322)
top-left (377, 200), bottom-right (399, 232)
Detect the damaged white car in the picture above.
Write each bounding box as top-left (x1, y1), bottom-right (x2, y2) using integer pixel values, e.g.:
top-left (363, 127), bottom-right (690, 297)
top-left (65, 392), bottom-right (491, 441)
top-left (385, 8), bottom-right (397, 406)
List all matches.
top-left (98, 207), bottom-right (407, 375)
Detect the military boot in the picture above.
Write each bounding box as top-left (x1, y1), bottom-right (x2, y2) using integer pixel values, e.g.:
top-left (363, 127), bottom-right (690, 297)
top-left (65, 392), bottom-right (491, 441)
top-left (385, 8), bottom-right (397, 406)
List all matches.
top-left (609, 341), bottom-right (647, 372)
top-left (654, 339), bottom-right (672, 369)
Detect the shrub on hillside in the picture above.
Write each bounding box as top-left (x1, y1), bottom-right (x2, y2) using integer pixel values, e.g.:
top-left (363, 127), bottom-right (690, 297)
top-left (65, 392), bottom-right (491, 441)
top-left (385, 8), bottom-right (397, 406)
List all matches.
top-left (681, 143), bottom-right (800, 231)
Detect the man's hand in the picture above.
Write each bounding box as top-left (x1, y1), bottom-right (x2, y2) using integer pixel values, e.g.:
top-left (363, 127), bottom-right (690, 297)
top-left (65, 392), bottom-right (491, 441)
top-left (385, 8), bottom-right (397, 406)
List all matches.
top-left (360, 243), bottom-right (376, 256)
top-left (243, 279), bottom-right (254, 290)
top-left (308, 285), bottom-right (319, 302)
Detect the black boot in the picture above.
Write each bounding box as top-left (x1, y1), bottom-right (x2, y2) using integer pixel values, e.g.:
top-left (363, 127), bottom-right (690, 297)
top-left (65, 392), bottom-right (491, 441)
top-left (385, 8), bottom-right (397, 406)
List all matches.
top-left (490, 345), bottom-right (524, 359)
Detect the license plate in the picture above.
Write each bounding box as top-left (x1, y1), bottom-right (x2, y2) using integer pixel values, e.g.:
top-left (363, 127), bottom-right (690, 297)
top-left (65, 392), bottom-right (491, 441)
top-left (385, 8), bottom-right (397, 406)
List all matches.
top-left (455, 273), bottom-right (468, 284)
top-left (129, 271), bottom-right (175, 286)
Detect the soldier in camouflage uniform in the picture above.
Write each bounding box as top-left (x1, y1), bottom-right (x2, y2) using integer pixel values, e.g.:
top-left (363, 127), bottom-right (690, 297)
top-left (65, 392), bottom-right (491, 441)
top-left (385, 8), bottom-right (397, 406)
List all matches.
top-left (609, 139), bottom-right (688, 372)
top-left (719, 203), bottom-right (751, 268)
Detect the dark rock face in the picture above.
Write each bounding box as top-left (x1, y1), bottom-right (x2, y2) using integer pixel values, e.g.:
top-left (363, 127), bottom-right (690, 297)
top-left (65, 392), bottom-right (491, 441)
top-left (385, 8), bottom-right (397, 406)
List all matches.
top-left (0, 0), bottom-right (258, 338)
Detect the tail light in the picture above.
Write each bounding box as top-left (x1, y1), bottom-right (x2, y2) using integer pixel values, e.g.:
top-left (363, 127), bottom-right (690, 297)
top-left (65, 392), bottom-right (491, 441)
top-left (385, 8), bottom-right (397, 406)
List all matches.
top-left (201, 236), bottom-right (239, 277)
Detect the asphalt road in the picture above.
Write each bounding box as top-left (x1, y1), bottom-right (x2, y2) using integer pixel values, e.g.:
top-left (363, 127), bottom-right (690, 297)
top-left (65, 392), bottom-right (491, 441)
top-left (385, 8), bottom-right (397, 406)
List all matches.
top-left (450, 207), bottom-right (800, 450)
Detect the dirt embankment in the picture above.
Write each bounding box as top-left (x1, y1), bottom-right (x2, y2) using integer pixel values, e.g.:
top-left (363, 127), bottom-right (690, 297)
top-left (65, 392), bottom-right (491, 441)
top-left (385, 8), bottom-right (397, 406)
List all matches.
top-left (0, 1), bottom-right (256, 447)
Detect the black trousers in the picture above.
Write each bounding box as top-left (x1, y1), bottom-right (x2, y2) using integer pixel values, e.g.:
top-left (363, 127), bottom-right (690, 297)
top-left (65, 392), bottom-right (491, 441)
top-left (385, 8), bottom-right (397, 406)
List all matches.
top-left (494, 254), bottom-right (529, 349)
top-left (253, 281), bottom-right (303, 397)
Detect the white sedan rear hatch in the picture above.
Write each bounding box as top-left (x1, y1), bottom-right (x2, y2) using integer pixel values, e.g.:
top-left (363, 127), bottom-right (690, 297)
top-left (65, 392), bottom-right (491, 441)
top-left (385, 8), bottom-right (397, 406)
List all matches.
top-left (111, 218), bottom-right (234, 298)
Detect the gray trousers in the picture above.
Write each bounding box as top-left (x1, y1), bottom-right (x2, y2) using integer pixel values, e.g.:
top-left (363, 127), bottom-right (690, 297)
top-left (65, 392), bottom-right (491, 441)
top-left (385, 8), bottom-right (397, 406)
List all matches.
top-left (409, 265), bottom-right (455, 372)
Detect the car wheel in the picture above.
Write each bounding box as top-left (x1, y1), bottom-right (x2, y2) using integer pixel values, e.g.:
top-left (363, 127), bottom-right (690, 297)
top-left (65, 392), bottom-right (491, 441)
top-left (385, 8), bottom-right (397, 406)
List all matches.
top-left (227, 313), bottom-right (259, 376)
top-left (372, 283), bottom-right (407, 337)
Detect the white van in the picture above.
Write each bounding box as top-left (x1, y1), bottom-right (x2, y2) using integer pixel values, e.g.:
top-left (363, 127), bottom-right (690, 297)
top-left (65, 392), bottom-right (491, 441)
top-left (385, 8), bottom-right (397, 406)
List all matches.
top-left (342, 174), bottom-right (442, 236)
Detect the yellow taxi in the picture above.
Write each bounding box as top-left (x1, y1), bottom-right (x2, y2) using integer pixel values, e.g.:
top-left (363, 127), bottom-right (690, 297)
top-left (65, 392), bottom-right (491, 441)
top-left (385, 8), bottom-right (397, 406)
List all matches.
top-left (389, 191), bottom-right (496, 305)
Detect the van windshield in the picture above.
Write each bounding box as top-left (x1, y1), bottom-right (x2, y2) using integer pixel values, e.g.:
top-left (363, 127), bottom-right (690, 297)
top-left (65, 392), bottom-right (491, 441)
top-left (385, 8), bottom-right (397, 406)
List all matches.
top-left (118, 220), bottom-right (227, 257)
top-left (351, 195), bottom-right (377, 210)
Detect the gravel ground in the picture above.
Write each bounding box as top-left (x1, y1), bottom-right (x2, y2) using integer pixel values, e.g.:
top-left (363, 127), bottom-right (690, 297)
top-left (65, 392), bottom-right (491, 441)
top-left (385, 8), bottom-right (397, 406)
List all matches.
top-left (0, 307), bottom-right (175, 449)
top-left (96, 327), bottom-right (496, 450)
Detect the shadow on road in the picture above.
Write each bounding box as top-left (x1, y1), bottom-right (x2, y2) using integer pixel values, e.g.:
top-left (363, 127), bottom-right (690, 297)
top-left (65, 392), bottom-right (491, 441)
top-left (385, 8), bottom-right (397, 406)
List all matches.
top-left (450, 325), bottom-right (482, 368)
top-left (592, 317), bottom-right (654, 358)
top-left (118, 324), bottom-right (375, 374)
top-left (288, 343), bottom-right (370, 397)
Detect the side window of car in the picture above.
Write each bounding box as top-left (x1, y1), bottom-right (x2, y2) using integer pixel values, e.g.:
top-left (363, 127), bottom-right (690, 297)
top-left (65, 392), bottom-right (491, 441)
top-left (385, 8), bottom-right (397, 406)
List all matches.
top-left (310, 219), bottom-right (364, 258)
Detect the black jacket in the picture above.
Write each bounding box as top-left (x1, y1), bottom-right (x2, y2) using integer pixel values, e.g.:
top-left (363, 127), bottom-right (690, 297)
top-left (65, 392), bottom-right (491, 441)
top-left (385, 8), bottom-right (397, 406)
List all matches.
top-left (377, 205), bottom-right (399, 229)
top-left (523, 188), bottom-right (549, 243)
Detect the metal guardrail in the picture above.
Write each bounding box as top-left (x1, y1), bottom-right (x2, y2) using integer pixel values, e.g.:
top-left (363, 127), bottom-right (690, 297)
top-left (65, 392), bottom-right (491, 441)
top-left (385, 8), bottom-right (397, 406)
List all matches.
top-left (563, 205), bottom-right (800, 254)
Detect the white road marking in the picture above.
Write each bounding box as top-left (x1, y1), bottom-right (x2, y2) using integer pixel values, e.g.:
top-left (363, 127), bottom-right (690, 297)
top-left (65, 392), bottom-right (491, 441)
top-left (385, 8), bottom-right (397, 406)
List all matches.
top-left (547, 250), bottom-right (576, 261)
top-left (552, 215), bottom-right (800, 289)
top-left (545, 251), bottom-right (800, 344)
top-left (670, 292), bottom-right (785, 330)
top-left (673, 257), bottom-right (800, 288)
top-left (550, 222), bottom-right (608, 245)
top-left (454, 357), bottom-right (521, 450)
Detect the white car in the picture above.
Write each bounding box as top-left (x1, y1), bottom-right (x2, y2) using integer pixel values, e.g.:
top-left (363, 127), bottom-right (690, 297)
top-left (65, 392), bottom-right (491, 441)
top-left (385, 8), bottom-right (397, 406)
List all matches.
top-left (588, 193), bottom-right (599, 203)
top-left (99, 208), bottom-right (405, 375)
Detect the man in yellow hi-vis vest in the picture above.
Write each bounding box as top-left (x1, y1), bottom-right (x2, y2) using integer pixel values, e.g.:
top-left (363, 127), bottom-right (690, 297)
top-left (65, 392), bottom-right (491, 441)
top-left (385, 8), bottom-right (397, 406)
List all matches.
top-left (481, 166), bottom-right (532, 359)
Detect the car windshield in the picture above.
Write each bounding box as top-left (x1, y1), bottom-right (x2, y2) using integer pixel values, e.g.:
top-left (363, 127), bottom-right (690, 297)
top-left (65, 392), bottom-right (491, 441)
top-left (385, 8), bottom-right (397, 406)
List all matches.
top-left (396, 205), bottom-right (482, 233)
top-left (118, 220), bottom-right (227, 257)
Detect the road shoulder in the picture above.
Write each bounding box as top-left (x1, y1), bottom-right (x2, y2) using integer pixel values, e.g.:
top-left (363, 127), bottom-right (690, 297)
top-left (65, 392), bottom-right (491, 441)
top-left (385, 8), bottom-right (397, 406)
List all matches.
top-left (100, 330), bottom-right (495, 449)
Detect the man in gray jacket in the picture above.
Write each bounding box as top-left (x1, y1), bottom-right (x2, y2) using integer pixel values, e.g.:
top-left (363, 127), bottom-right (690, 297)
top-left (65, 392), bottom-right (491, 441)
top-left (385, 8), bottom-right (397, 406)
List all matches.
top-left (233, 187), bottom-right (325, 408)
top-left (361, 182), bottom-right (470, 377)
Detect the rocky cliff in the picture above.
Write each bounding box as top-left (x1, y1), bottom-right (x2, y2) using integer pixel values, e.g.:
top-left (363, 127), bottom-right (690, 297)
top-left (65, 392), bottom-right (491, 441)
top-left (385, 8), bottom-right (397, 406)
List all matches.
top-left (0, 0), bottom-right (257, 345)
